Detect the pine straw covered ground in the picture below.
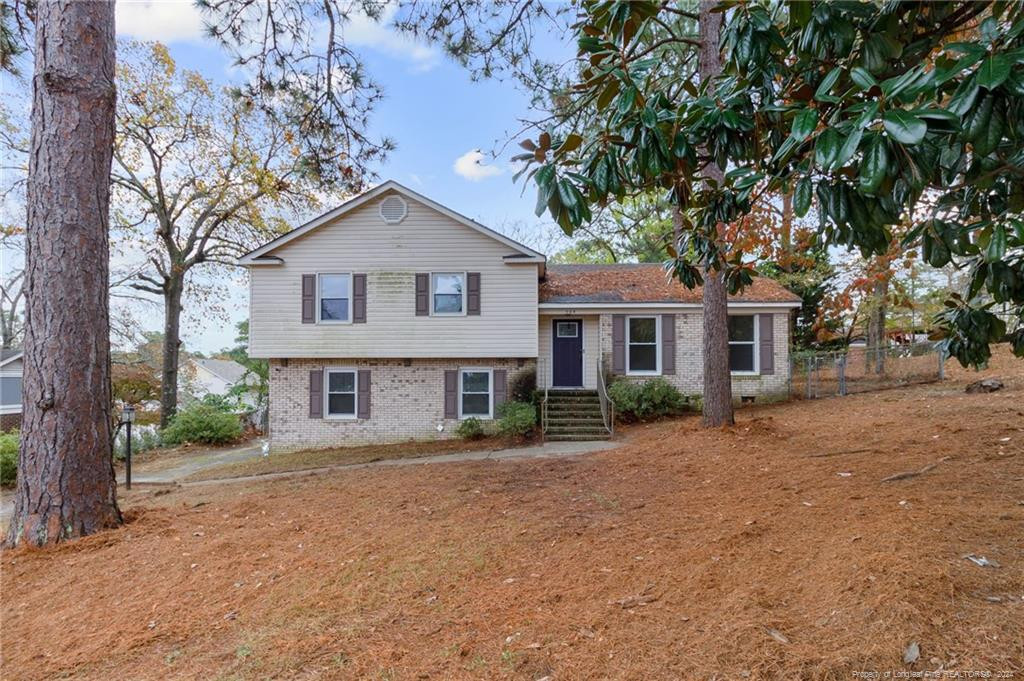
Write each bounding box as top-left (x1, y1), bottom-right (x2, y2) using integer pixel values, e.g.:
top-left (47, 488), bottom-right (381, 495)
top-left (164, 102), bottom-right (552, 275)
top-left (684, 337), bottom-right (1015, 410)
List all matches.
top-left (2, 350), bottom-right (1023, 680)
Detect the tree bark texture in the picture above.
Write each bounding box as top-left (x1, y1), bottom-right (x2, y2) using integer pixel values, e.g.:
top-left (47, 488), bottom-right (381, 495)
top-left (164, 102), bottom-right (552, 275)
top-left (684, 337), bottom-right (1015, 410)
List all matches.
top-left (781, 189), bottom-right (793, 261)
top-left (698, 0), bottom-right (734, 428)
top-left (6, 0), bottom-right (121, 547)
top-left (160, 278), bottom-right (184, 429)
top-left (867, 275), bottom-right (888, 375)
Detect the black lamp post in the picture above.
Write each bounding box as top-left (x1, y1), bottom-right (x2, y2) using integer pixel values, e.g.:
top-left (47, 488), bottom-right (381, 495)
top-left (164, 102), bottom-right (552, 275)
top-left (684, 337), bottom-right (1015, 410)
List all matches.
top-left (121, 405), bottom-right (135, 490)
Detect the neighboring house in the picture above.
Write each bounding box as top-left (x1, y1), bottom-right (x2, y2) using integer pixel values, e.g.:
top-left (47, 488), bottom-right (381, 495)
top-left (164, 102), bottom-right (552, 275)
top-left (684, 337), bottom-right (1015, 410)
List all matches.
top-left (181, 357), bottom-right (257, 407)
top-left (0, 349), bottom-right (22, 431)
top-left (241, 181), bottom-right (802, 452)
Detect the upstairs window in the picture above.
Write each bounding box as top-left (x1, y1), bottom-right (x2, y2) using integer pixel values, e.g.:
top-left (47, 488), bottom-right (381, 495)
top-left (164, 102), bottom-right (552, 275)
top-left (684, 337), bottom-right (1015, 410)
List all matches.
top-left (460, 369), bottom-right (492, 418)
top-left (627, 316), bottom-right (659, 374)
top-left (728, 315), bottom-right (757, 373)
top-left (318, 274), bottom-right (351, 323)
top-left (325, 369), bottom-right (357, 417)
top-left (432, 272), bottom-right (465, 315)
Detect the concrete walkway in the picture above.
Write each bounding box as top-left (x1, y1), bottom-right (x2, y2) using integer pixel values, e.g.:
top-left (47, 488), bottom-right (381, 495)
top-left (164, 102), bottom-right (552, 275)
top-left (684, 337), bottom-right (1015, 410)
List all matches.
top-left (1, 439), bottom-right (619, 523)
top-left (124, 441), bottom-right (267, 485)
top-left (181, 439), bottom-right (619, 488)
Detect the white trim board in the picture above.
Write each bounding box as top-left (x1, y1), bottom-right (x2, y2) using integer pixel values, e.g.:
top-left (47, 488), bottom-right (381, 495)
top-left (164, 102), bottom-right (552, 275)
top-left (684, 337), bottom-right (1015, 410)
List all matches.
top-left (0, 352), bottom-right (23, 368)
top-left (238, 180), bottom-right (546, 265)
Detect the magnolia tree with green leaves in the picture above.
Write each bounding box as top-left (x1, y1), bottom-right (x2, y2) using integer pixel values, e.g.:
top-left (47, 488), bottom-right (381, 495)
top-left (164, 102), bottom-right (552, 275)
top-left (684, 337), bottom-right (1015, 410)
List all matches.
top-left (516, 0), bottom-right (1023, 372)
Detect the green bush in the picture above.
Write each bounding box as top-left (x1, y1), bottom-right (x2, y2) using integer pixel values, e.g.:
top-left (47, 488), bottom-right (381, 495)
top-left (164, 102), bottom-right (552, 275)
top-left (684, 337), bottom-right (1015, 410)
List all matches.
top-left (198, 393), bottom-right (238, 412)
top-left (510, 368), bottom-right (537, 403)
top-left (115, 426), bottom-right (163, 461)
top-left (161, 404), bottom-right (242, 446)
top-left (0, 430), bottom-right (18, 487)
top-left (455, 417), bottom-right (485, 440)
top-left (496, 401), bottom-right (536, 438)
top-left (608, 378), bottom-right (685, 422)
top-left (607, 381), bottom-right (644, 419)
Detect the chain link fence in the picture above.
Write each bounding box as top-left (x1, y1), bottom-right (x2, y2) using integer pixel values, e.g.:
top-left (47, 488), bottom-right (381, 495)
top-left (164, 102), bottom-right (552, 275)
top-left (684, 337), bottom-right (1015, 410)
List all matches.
top-left (791, 342), bottom-right (944, 400)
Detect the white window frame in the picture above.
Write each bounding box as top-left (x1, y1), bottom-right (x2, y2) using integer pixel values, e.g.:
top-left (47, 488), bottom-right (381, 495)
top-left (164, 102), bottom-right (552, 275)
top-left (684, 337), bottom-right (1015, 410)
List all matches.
top-left (317, 273), bottom-right (353, 325)
top-left (323, 367), bottom-right (358, 419)
top-left (626, 315), bottom-right (661, 375)
top-left (458, 367), bottom-right (493, 420)
top-left (728, 314), bottom-right (759, 376)
top-left (430, 271), bottom-right (467, 316)
top-left (556, 321), bottom-right (579, 338)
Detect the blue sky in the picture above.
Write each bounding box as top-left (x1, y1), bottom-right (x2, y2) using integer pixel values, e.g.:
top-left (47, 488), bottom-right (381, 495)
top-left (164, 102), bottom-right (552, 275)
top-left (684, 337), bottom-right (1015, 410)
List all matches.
top-left (114, 0), bottom-right (571, 353)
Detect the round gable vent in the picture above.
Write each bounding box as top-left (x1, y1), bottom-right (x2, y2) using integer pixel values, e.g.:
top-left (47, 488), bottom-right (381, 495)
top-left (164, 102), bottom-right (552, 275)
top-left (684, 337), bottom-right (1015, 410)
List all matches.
top-left (379, 195), bottom-right (408, 224)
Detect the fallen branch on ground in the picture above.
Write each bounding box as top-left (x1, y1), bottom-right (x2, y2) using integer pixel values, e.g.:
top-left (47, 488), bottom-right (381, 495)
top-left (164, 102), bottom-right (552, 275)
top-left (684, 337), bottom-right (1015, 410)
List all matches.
top-left (881, 456), bottom-right (951, 483)
top-left (807, 447), bottom-right (874, 458)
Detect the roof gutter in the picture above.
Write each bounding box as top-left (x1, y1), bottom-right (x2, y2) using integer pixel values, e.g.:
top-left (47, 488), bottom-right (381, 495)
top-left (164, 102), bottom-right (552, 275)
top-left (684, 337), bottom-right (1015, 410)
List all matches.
top-left (538, 301), bottom-right (802, 310)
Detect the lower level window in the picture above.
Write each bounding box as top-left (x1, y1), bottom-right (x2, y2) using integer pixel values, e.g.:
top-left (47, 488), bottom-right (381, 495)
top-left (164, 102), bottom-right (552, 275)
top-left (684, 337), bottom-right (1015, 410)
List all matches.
top-left (326, 369), bottom-right (357, 417)
top-left (627, 316), bottom-right (659, 374)
top-left (728, 315), bottom-right (757, 373)
top-left (460, 369), bottom-right (492, 418)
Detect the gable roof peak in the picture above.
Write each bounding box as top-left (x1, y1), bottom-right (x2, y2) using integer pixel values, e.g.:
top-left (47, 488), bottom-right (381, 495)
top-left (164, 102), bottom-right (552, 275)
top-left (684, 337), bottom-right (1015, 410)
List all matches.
top-left (238, 179), bottom-right (545, 265)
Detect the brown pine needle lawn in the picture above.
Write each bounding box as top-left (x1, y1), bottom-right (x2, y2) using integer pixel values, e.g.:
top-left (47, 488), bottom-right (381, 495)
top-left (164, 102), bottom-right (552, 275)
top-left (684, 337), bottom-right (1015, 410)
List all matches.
top-left (3, 349), bottom-right (1023, 680)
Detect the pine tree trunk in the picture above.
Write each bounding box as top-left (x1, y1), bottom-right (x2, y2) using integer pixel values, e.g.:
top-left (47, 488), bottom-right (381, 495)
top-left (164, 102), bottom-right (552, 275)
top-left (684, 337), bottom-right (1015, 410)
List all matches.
top-left (867, 276), bottom-right (887, 374)
top-left (781, 189), bottom-right (793, 263)
top-left (6, 0), bottom-right (121, 547)
top-left (698, 0), bottom-right (734, 428)
top-left (159, 279), bottom-right (184, 429)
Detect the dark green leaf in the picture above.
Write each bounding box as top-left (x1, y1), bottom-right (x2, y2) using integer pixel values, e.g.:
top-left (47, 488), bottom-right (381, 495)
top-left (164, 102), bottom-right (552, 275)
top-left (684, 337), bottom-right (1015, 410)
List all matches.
top-left (834, 128), bottom-right (863, 168)
top-left (849, 66), bottom-right (876, 91)
top-left (859, 134), bottom-right (888, 194)
top-left (947, 78), bottom-right (979, 117)
top-left (791, 108), bottom-right (818, 141)
top-left (882, 110), bottom-right (927, 145)
top-left (814, 128), bottom-right (841, 169)
top-left (794, 177), bottom-right (812, 217)
top-left (976, 54), bottom-right (1011, 90)
top-left (986, 224), bottom-right (1007, 261)
top-left (814, 67), bottom-right (842, 102)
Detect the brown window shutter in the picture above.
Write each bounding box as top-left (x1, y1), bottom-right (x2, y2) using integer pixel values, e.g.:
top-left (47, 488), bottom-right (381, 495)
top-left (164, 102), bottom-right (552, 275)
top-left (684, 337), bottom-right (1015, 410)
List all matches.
top-left (467, 272), bottom-right (481, 315)
top-left (493, 369), bottom-right (507, 410)
top-left (444, 369), bottom-right (458, 419)
top-left (759, 314), bottom-right (775, 375)
top-left (357, 369), bottom-right (371, 418)
top-left (612, 315), bottom-right (626, 374)
top-left (301, 274), bottom-right (316, 324)
top-left (415, 273), bottom-right (429, 316)
top-left (353, 274), bottom-right (367, 323)
top-left (661, 314), bottom-right (676, 375)
top-left (309, 369), bottom-right (323, 418)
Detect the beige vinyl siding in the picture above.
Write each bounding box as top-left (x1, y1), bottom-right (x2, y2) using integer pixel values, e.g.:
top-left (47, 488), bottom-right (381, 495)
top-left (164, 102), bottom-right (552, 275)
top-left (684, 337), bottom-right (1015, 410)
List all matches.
top-left (538, 315), bottom-right (599, 390)
top-left (249, 191), bottom-right (539, 358)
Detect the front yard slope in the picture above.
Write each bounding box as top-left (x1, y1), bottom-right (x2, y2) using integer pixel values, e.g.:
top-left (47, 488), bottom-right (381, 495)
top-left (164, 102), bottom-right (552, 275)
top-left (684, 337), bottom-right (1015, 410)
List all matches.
top-left (2, 349), bottom-right (1022, 679)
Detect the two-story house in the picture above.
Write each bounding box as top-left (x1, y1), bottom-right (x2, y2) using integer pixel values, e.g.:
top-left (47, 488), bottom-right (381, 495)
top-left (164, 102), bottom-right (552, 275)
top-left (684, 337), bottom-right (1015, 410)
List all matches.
top-left (241, 181), bottom-right (802, 452)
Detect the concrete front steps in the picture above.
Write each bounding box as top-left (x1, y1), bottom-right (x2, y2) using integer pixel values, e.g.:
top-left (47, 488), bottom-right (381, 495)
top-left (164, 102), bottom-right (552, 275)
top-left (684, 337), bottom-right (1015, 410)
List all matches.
top-left (544, 390), bottom-right (612, 441)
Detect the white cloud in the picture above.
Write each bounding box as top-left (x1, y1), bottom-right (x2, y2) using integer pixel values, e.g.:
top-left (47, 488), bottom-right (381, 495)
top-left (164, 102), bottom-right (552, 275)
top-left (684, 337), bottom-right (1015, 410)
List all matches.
top-left (453, 150), bottom-right (504, 182)
top-left (116, 0), bottom-right (205, 43)
top-left (344, 3), bottom-right (440, 73)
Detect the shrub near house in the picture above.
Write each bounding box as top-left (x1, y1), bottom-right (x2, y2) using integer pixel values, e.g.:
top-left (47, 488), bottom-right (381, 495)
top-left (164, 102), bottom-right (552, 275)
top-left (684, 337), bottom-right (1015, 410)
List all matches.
top-left (608, 378), bottom-right (687, 422)
top-left (0, 430), bottom-right (17, 486)
top-left (161, 404), bottom-right (242, 446)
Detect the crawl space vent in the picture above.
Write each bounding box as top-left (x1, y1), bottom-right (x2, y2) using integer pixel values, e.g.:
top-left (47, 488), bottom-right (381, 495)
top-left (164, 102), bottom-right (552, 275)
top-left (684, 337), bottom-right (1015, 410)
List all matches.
top-left (379, 195), bottom-right (408, 224)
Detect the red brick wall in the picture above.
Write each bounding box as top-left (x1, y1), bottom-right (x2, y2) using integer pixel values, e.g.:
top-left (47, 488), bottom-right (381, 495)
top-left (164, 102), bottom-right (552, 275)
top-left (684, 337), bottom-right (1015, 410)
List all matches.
top-left (1, 412), bottom-right (22, 431)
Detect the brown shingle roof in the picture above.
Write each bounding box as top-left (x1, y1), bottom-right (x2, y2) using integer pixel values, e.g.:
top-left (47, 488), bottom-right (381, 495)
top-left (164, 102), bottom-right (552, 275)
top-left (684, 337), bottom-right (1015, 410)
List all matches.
top-left (540, 264), bottom-right (801, 304)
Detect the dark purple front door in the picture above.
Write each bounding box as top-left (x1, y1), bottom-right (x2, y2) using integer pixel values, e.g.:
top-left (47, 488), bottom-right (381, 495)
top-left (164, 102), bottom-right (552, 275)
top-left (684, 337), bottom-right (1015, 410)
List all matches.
top-left (552, 319), bottom-right (583, 387)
